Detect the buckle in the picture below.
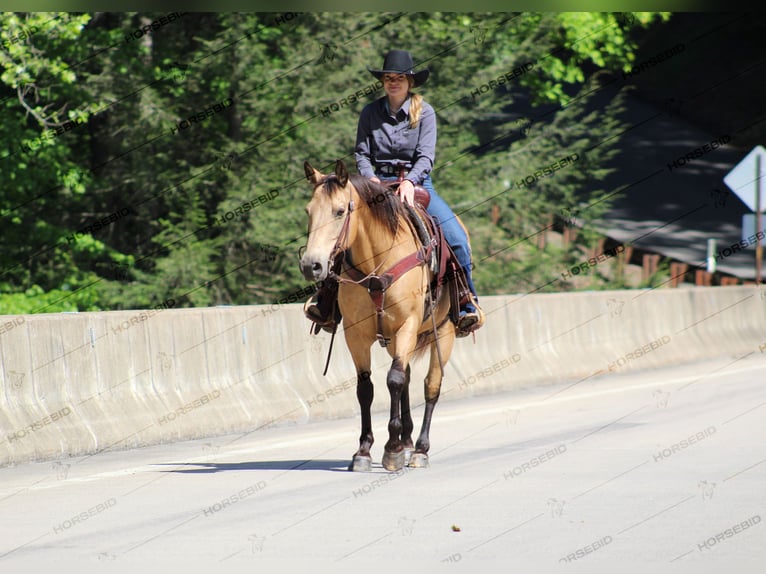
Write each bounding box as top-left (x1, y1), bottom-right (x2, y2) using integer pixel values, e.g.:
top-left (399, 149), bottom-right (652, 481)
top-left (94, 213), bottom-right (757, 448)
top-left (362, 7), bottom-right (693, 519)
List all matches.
top-left (367, 275), bottom-right (385, 293)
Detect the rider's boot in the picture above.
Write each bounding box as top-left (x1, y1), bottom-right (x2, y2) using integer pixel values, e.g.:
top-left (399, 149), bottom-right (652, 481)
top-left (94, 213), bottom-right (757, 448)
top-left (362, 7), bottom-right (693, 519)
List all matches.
top-left (456, 265), bottom-right (484, 338)
top-left (303, 278), bottom-right (342, 334)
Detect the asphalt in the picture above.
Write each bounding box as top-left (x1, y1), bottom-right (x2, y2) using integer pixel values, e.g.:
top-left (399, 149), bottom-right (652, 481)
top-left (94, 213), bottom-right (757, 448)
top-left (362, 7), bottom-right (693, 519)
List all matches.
top-left (1, 354), bottom-right (764, 570)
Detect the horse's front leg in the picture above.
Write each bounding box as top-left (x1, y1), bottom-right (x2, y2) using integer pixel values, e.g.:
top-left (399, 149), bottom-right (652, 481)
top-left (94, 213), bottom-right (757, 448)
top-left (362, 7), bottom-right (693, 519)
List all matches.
top-left (349, 369), bottom-right (375, 472)
top-left (345, 329), bottom-right (375, 472)
top-left (382, 319), bottom-right (419, 472)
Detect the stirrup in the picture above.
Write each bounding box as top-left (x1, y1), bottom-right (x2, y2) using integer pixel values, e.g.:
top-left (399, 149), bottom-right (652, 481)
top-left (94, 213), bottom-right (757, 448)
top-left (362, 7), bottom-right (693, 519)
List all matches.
top-left (304, 297), bottom-right (340, 335)
top-left (456, 301), bottom-right (484, 338)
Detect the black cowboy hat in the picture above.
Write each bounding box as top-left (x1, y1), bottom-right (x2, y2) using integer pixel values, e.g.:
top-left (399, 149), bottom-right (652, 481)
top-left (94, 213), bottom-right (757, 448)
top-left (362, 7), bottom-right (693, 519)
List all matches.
top-left (367, 49), bottom-right (430, 87)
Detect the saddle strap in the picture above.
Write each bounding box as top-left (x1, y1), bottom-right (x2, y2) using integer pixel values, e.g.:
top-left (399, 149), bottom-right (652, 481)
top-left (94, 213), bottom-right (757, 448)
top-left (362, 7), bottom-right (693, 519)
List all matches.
top-left (401, 201), bottom-right (456, 325)
top-left (344, 247), bottom-right (430, 347)
top-left (443, 243), bottom-right (472, 325)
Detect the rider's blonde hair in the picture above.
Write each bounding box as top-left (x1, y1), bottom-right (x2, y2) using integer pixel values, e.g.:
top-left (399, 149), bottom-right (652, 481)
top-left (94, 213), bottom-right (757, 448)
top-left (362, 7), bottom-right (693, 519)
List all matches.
top-left (407, 76), bottom-right (423, 129)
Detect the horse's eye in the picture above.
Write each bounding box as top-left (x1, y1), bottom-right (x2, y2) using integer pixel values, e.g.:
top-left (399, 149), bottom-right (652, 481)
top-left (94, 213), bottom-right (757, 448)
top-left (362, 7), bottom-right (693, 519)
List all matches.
top-left (335, 208), bottom-right (345, 218)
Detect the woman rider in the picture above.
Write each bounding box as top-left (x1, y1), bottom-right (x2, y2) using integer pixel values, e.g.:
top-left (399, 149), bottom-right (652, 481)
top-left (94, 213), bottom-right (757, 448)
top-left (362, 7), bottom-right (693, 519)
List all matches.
top-left (304, 49), bottom-right (484, 337)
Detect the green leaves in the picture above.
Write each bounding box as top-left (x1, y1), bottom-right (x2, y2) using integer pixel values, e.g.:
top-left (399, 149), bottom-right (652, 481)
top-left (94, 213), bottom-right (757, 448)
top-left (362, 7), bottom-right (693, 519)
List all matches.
top-left (1, 11), bottom-right (670, 312)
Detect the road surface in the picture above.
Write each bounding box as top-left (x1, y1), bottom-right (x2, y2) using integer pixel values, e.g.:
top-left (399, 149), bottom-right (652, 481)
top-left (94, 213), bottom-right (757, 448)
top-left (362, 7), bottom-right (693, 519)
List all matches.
top-left (1, 354), bottom-right (764, 570)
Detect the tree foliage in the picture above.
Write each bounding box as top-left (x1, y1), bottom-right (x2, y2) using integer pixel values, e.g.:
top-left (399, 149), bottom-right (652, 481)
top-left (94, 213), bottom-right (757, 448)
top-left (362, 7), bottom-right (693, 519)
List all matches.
top-left (0, 11), bottom-right (670, 313)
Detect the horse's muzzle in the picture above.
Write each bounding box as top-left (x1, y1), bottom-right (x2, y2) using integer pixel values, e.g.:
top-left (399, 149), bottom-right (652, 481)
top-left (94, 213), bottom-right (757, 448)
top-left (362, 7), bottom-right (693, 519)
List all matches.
top-left (300, 256), bottom-right (327, 282)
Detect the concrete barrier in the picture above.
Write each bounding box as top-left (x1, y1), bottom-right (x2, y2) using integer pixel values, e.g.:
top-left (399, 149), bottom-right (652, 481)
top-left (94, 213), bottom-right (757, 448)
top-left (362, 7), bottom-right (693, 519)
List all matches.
top-left (1, 286), bottom-right (765, 466)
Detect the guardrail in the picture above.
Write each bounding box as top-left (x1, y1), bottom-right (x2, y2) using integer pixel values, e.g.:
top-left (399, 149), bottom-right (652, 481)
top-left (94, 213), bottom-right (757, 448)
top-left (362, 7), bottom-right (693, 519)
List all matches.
top-left (1, 286), bottom-right (764, 466)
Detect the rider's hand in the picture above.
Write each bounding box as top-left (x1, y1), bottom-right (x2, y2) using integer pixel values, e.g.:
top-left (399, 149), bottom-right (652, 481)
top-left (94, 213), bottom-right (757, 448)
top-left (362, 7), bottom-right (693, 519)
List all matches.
top-left (370, 176), bottom-right (381, 184)
top-left (397, 179), bottom-right (415, 208)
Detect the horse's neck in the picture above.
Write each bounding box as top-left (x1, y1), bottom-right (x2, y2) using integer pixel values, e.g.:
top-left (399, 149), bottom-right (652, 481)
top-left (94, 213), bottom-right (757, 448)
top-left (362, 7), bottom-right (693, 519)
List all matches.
top-left (348, 198), bottom-right (413, 275)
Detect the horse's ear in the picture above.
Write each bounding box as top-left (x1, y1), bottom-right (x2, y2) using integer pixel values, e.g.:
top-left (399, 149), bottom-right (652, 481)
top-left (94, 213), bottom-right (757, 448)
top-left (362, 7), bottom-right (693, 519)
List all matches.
top-left (335, 159), bottom-right (348, 187)
top-left (304, 161), bottom-right (321, 184)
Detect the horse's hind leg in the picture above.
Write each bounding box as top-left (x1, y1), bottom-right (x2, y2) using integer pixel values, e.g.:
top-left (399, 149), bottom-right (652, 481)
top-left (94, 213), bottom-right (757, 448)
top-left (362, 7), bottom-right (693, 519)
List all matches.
top-left (410, 322), bottom-right (455, 468)
top-left (400, 364), bottom-right (414, 463)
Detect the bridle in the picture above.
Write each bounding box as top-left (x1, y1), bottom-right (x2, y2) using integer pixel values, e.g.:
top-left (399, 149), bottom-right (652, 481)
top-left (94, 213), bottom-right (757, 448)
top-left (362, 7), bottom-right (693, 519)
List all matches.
top-left (303, 173), bottom-right (446, 375)
top-left (326, 180), bottom-right (400, 291)
top-left (324, 177), bottom-right (435, 348)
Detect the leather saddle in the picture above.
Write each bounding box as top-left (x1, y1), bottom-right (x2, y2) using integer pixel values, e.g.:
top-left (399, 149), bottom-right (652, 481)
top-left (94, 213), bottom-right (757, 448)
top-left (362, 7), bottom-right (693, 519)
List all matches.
top-left (381, 180), bottom-right (472, 326)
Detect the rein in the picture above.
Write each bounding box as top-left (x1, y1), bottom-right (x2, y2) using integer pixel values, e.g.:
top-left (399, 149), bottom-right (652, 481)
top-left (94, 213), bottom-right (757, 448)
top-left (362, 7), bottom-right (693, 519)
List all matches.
top-left (326, 180), bottom-right (435, 349)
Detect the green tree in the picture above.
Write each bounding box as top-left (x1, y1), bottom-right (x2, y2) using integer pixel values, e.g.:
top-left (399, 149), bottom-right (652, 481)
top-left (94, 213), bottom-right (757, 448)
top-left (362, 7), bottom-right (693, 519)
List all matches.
top-left (0, 11), bottom-right (671, 314)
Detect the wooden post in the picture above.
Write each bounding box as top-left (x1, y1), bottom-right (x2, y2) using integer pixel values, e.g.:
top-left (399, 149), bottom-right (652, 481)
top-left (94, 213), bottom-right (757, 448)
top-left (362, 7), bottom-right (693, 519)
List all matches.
top-left (695, 269), bottom-right (712, 286)
top-left (538, 214), bottom-right (553, 249)
top-left (642, 254), bottom-right (660, 283)
top-left (616, 245), bottom-right (633, 285)
top-left (491, 204), bottom-right (500, 225)
top-left (670, 262), bottom-right (688, 287)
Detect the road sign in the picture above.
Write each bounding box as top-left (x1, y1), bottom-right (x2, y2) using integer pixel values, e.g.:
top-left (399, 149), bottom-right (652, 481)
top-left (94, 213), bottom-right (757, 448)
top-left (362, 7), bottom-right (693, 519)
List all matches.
top-left (725, 145), bottom-right (765, 284)
top-left (724, 144), bottom-right (766, 212)
top-left (741, 214), bottom-right (766, 248)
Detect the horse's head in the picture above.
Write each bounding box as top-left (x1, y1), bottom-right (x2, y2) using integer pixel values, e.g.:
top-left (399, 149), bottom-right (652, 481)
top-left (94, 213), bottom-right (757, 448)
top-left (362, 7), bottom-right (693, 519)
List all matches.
top-left (300, 160), bottom-right (356, 282)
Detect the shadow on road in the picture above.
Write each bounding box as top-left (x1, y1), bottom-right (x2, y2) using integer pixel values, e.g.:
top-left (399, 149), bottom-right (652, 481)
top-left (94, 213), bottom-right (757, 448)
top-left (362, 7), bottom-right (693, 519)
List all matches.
top-left (154, 459), bottom-right (351, 473)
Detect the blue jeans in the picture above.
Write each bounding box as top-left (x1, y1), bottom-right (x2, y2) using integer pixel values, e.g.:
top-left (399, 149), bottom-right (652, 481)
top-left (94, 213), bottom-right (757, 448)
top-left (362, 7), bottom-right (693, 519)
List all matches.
top-left (378, 175), bottom-right (478, 304)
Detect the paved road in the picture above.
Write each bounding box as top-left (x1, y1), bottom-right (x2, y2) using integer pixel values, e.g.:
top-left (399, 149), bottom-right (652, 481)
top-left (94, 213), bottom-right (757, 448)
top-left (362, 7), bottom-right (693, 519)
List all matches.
top-left (1, 354), bottom-right (765, 570)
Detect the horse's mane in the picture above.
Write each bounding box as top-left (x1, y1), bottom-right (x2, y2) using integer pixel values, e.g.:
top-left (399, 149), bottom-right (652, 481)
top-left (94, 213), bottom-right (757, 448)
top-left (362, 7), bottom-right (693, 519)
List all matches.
top-left (321, 173), bottom-right (406, 236)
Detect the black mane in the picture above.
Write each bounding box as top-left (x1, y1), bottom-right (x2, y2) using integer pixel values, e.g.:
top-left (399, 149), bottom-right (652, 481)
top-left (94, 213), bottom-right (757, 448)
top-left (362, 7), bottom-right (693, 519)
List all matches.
top-left (320, 173), bottom-right (406, 236)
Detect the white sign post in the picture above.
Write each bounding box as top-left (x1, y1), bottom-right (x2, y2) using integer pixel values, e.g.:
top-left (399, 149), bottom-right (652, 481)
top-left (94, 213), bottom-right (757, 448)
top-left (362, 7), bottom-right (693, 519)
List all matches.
top-left (741, 213), bottom-right (766, 248)
top-left (724, 145), bottom-right (766, 285)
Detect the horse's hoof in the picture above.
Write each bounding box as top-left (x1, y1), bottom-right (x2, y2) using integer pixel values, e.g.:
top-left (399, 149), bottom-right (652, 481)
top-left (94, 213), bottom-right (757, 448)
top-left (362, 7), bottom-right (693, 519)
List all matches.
top-left (382, 450), bottom-right (405, 472)
top-left (408, 452), bottom-right (429, 468)
top-left (348, 455), bottom-right (372, 472)
top-left (404, 448), bottom-right (413, 465)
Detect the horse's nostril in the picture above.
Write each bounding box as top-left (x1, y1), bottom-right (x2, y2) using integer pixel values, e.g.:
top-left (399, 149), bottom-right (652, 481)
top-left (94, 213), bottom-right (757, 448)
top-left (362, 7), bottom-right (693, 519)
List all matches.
top-left (312, 262), bottom-right (322, 271)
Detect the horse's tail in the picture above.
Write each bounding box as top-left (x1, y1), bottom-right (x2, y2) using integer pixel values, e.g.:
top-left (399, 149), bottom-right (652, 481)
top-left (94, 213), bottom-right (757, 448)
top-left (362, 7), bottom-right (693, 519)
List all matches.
top-left (412, 331), bottom-right (431, 363)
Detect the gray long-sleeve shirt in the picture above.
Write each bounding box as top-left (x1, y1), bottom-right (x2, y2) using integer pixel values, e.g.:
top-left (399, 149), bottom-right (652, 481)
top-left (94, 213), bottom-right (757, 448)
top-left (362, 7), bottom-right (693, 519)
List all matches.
top-left (354, 95), bottom-right (436, 186)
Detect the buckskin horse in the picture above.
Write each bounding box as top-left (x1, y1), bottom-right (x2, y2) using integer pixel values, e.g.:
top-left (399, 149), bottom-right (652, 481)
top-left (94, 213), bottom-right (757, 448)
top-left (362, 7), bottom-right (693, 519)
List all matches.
top-left (300, 159), bottom-right (469, 472)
